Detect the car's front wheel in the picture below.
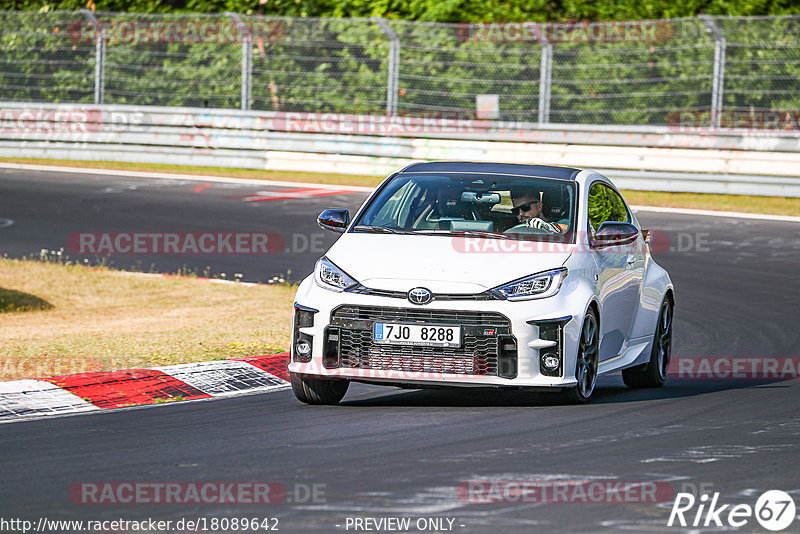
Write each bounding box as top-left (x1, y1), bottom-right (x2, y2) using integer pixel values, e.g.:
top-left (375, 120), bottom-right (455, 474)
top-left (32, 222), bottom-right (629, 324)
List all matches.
top-left (560, 309), bottom-right (599, 404)
top-left (290, 372), bottom-right (349, 405)
top-left (622, 297), bottom-right (673, 388)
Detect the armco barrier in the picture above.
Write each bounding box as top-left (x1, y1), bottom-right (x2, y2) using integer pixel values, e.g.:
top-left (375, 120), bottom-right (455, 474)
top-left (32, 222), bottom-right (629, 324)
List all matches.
top-left (2, 102), bottom-right (800, 197)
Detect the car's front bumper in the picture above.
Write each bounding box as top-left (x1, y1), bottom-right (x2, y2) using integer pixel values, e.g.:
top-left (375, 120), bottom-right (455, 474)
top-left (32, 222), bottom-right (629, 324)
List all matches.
top-left (288, 277), bottom-right (587, 389)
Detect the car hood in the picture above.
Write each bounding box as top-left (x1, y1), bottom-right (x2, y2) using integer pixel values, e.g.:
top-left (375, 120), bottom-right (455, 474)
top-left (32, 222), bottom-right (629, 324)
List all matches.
top-left (326, 233), bottom-right (573, 293)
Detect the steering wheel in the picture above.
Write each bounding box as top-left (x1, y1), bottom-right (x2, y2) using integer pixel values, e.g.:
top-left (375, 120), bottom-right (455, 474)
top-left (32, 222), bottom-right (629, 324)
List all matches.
top-left (504, 223), bottom-right (552, 235)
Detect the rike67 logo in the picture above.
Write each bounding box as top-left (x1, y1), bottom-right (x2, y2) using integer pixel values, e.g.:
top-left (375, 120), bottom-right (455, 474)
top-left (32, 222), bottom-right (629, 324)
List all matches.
top-left (668, 490), bottom-right (796, 531)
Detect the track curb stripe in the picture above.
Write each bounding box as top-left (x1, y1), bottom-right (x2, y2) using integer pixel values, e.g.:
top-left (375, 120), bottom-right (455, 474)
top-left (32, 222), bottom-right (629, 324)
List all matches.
top-left (0, 353), bottom-right (290, 422)
top-left (0, 380), bottom-right (100, 419)
top-left (234, 354), bottom-right (291, 382)
top-left (45, 369), bottom-right (212, 409)
top-left (154, 360), bottom-right (288, 396)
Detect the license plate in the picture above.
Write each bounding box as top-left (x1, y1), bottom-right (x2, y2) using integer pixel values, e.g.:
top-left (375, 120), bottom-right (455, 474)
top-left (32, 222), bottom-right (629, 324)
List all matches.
top-left (373, 322), bottom-right (461, 348)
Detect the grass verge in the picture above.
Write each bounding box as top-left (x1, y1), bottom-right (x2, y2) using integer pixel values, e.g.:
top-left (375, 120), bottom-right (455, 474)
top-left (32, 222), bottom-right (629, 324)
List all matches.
top-left (0, 258), bottom-right (295, 382)
top-left (621, 190), bottom-right (800, 217)
top-left (2, 157), bottom-right (798, 217)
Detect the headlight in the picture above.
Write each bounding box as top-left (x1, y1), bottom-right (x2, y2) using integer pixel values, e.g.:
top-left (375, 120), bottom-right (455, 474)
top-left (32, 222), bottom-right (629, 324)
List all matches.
top-left (314, 257), bottom-right (358, 292)
top-left (492, 268), bottom-right (567, 301)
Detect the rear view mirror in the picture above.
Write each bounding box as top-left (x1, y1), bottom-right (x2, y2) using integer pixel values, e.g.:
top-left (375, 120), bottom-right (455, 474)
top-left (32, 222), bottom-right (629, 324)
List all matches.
top-left (590, 222), bottom-right (639, 248)
top-left (317, 209), bottom-right (350, 233)
top-left (461, 192), bottom-right (501, 204)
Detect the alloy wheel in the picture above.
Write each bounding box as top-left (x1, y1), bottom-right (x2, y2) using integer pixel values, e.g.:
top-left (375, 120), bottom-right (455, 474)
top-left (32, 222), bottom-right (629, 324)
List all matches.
top-left (576, 312), bottom-right (599, 399)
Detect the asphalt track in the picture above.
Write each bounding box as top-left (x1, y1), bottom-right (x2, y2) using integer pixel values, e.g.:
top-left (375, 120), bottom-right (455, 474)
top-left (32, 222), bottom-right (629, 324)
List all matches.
top-left (0, 167), bottom-right (364, 282)
top-left (1, 168), bottom-right (800, 533)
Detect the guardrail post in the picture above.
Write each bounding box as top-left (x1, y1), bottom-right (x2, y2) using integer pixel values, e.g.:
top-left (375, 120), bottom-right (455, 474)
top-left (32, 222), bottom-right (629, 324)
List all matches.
top-left (699, 15), bottom-right (726, 129)
top-left (372, 17), bottom-right (400, 116)
top-left (228, 13), bottom-right (252, 111)
top-left (81, 9), bottom-right (105, 105)
top-left (538, 42), bottom-right (552, 124)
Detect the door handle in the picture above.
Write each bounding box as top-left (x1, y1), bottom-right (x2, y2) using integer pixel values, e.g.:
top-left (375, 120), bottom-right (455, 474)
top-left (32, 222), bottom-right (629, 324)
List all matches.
top-left (626, 254), bottom-right (636, 266)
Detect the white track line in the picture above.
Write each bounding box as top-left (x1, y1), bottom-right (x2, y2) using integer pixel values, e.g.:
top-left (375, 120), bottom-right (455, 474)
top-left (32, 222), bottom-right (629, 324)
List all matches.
top-left (120, 271), bottom-right (261, 286)
top-left (631, 205), bottom-right (800, 223)
top-left (0, 162), bottom-right (375, 192)
top-left (2, 162), bottom-right (798, 223)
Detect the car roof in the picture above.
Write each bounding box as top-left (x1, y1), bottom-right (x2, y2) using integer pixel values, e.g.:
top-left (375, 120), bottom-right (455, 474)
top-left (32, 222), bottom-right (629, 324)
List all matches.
top-left (399, 161), bottom-right (582, 181)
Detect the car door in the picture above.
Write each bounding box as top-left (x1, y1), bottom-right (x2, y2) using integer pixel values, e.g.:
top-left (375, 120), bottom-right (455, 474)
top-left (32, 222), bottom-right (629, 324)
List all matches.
top-left (587, 182), bottom-right (643, 361)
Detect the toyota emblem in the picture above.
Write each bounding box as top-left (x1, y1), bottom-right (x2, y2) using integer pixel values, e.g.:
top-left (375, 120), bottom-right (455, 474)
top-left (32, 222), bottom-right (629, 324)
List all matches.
top-left (407, 287), bottom-right (433, 305)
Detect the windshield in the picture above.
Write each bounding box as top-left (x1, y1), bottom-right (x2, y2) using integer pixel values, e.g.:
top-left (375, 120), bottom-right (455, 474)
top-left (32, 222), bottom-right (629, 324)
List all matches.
top-left (354, 172), bottom-right (577, 241)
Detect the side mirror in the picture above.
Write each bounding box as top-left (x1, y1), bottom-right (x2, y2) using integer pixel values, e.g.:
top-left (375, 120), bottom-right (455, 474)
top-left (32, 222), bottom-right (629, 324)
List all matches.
top-left (317, 209), bottom-right (350, 233)
top-left (590, 221), bottom-right (639, 248)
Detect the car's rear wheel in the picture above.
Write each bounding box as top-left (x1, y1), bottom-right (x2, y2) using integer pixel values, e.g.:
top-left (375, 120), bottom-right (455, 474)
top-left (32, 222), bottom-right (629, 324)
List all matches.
top-left (290, 372), bottom-right (349, 405)
top-left (560, 310), bottom-right (599, 404)
top-left (622, 298), bottom-right (673, 388)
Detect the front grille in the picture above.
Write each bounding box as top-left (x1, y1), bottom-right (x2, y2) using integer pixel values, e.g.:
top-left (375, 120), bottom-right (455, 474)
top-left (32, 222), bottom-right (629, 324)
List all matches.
top-left (330, 305), bottom-right (513, 377)
top-left (332, 305), bottom-right (509, 326)
top-left (347, 284), bottom-right (500, 301)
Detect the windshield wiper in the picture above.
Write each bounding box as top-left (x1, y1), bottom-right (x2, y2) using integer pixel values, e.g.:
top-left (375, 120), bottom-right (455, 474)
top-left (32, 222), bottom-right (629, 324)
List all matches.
top-left (353, 225), bottom-right (415, 235)
top-left (416, 229), bottom-right (513, 239)
top-left (354, 226), bottom-right (513, 239)
top-left (454, 230), bottom-right (513, 240)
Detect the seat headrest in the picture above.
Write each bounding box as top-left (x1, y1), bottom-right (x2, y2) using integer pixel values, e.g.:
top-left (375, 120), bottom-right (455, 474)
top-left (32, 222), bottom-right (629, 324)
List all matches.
top-left (439, 198), bottom-right (464, 218)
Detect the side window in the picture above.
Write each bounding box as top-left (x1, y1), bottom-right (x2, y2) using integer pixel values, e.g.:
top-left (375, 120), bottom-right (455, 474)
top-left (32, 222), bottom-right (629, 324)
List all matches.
top-left (587, 182), bottom-right (630, 233)
top-left (368, 180), bottom-right (419, 227)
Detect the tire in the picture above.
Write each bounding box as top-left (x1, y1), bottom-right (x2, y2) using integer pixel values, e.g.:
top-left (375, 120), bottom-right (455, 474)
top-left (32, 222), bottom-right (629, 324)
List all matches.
top-left (290, 372), bottom-right (349, 405)
top-left (560, 309), bottom-right (600, 404)
top-left (622, 298), bottom-right (673, 389)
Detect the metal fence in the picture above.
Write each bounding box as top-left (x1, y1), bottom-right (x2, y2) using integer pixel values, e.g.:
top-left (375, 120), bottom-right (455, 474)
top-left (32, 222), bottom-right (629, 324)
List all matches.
top-left (3, 101), bottom-right (800, 194)
top-left (1, 11), bottom-right (799, 127)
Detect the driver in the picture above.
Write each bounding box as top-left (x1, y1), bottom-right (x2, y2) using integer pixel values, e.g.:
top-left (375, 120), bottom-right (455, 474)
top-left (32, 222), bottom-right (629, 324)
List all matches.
top-left (509, 188), bottom-right (564, 233)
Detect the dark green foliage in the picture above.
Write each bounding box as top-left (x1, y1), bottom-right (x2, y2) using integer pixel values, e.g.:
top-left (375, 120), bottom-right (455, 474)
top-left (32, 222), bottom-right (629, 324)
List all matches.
top-left (0, 288), bottom-right (54, 312)
top-left (1, 6), bottom-right (798, 124)
top-left (588, 184), bottom-right (628, 230)
top-left (2, 0), bottom-right (798, 20)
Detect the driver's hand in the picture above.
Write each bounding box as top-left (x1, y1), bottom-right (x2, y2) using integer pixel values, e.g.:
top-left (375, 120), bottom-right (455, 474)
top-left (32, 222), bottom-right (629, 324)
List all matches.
top-left (526, 217), bottom-right (563, 233)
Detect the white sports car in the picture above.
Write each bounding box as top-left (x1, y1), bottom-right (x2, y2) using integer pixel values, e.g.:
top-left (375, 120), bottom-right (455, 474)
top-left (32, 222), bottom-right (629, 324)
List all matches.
top-left (289, 162), bottom-right (674, 404)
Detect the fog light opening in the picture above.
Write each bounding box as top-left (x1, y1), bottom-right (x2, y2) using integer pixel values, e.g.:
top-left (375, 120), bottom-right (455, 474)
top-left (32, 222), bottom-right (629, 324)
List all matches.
top-left (497, 335), bottom-right (518, 379)
top-left (296, 340), bottom-right (312, 357)
top-left (323, 326), bottom-right (341, 369)
top-left (542, 352), bottom-right (560, 371)
top-left (529, 318), bottom-right (568, 377)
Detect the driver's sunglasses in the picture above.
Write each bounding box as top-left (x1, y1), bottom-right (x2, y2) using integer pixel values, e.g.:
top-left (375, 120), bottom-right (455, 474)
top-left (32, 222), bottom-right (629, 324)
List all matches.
top-left (511, 202), bottom-right (537, 216)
